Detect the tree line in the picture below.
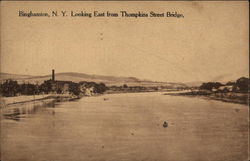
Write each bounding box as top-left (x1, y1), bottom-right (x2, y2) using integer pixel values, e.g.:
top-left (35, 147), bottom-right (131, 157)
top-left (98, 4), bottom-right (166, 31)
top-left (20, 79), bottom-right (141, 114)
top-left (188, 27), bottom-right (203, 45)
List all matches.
top-left (199, 77), bottom-right (249, 93)
top-left (0, 79), bottom-right (107, 97)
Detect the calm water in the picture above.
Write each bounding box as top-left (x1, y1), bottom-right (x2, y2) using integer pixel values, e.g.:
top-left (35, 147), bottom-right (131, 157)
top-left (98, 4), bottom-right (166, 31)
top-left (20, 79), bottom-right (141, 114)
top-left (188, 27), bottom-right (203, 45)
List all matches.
top-left (1, 92), bottom-right (249, 161)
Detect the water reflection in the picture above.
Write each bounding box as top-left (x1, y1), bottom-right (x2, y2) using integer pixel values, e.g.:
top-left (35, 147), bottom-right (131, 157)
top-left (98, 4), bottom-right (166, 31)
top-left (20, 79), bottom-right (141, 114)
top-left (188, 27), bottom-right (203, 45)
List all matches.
top-left (3, 108), bottom-right (22, 121)
top-left (2, 100), bottom-right (56, 121)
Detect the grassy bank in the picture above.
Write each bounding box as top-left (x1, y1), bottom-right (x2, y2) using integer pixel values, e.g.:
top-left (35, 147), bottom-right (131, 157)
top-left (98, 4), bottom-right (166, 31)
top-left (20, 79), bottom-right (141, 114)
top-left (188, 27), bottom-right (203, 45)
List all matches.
top-left (164, 91), bottom-right (249, 105)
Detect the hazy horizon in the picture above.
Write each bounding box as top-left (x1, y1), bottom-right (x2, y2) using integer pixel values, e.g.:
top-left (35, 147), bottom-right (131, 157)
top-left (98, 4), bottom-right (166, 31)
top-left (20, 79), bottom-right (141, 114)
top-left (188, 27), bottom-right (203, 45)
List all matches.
top-left (1, 1), bottom-right (249, 83)
top-left (1, 70), bottom-right (248, 84)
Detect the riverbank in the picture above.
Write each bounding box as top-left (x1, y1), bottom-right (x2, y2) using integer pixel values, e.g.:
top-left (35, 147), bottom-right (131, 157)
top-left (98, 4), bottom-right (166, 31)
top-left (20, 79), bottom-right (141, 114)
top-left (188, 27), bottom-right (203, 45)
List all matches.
top-left (164, 91), bottom-right (249, 105)
top-left (0, 94), bottom-right (80, 109)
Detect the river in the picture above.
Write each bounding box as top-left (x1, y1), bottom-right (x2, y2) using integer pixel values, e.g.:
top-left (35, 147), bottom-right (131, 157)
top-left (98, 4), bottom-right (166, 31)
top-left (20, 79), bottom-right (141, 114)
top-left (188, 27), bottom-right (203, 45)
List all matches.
top-left (0, 92), bottom-right (248, 161)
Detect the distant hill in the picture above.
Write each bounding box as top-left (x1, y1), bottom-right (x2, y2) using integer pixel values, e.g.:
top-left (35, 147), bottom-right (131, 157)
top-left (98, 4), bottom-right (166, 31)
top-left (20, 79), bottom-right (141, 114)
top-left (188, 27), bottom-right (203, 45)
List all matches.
top-left (184, 77), bottom-right (246, 87)
top-left (184, 81), bottom-right (204, 87)
top-left (0, 73), bottom-right (32, 80)
top-left (0, 72), bottom-right (187, 88)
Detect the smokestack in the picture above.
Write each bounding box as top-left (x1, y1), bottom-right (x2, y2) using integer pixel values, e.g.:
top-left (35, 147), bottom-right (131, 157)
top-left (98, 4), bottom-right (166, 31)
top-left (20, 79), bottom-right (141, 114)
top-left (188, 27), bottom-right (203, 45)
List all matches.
top-left (52, 69), bottom-right (55, 82)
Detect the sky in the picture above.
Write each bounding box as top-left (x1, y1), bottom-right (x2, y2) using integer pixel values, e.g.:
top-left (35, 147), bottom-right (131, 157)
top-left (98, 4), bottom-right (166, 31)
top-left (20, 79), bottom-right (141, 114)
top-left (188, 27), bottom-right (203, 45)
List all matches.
top-left (1, 1), bottom-right (249, 82)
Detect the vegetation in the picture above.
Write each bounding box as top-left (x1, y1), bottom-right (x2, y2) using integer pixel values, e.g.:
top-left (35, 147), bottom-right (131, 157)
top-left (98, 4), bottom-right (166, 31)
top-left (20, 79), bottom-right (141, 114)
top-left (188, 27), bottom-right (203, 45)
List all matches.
top-left (0, 76), bottom-right (248, 98)
top-left (20, 83), bottom-right (39, 95)
top-left (200, 82), bottom-right (223, 91)
top-left (79, 81), bottom-right (107, 94)
top-left (235, 77), bottom-right (249, 93)
top-left (0, 80), bottom-right (20, 97)
top-left (39, 80), bottom-right (52, 94)
top-left (164, 77), bottom-right (249, 105)
top-left (69, 82), bottom-right (81, 96)
top-left (0, 79), bottom-right (107, 97)
top-left (199, 77), bottom-right (249, 93)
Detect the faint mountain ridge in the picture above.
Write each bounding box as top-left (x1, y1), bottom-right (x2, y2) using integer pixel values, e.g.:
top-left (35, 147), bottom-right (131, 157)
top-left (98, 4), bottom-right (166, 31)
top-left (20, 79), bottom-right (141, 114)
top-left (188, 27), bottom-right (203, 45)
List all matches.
top-left (0, 72), bottom-right (187, 87)
top-left (0, 73), bottom-right (33, 79)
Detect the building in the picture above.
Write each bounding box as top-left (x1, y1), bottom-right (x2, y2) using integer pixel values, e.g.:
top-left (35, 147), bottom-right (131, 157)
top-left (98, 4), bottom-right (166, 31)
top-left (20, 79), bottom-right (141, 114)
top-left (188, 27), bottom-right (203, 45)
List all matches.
top-left (79, 84), bottom-right (94, 96)
top-left (51, 70), bottom-right (71, 94)
top-left (217, 85), bottom-right (234, 92)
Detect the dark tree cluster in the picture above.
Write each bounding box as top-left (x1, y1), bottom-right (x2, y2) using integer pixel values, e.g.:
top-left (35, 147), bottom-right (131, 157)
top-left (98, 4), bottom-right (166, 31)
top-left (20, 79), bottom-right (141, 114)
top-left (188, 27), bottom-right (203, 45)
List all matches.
top-left (69, 82), bottom-right (81, 96)
top-left (235, 77), bottom-right (249, 93)
top-left (79, 81), bottom-right (107, 94)
top-left (0, 79), bottom-right (108, 97)
top-left (39, 80), bottom-right (52, 94)
top-left (0, 79), bottom-right (46, 97)
top-left (20, 83), bottom-right (39, 95)
top-left (0, 80), bottom-right (20, 97)
top-left (200, 82), bottom-right (223, 91)
top-left (93, 83), bottom-right (106, 94)
top-left (199, 77), bottom-right (249, 93)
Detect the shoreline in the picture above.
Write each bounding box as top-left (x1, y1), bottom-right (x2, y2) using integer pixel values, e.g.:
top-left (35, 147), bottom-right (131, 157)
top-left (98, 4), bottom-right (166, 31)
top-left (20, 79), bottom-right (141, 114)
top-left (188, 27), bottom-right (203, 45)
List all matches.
top-left (164, 91), bottom-right (249, 105)
top-left (105, 89), bottom-right (181, 94)
top-left (1, 90), bottom-right (248, 110)
top-left (0, 94), bottom-right (80, 109)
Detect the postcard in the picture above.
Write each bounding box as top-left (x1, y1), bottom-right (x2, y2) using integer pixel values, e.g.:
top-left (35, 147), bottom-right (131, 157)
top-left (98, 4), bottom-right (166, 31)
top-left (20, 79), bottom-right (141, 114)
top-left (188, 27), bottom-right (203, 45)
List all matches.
top-left (0, 1), bottom-right (249, 161)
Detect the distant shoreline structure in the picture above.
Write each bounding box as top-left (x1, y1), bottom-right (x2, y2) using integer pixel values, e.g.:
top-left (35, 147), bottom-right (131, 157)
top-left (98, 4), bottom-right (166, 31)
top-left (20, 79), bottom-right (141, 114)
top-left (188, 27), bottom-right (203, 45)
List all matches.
top-left (0, 70), bottom-right (248, 106)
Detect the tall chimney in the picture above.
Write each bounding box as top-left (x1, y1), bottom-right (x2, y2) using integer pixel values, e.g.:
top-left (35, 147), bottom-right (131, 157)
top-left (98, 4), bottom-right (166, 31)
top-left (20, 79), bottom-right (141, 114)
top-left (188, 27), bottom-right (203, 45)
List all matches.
top-left (52, 69), bottom-right (55, 82)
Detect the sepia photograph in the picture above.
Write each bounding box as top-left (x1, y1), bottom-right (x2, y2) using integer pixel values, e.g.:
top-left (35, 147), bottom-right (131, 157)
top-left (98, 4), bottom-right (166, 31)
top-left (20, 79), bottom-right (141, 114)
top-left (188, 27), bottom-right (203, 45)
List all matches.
top-left (0, 1), bottom-right (249, 161)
